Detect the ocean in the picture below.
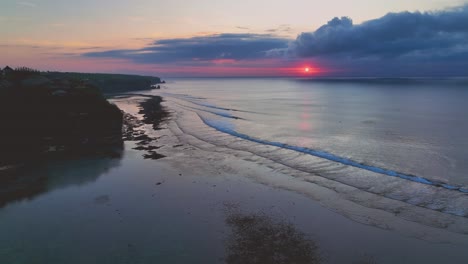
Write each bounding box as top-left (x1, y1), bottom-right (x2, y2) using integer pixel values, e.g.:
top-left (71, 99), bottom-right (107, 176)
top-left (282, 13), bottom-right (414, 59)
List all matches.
top-left (158, 77), bottom-right (468, 187)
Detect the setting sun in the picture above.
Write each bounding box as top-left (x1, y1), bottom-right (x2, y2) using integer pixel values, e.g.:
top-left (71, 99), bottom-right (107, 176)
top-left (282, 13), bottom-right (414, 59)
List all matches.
top-left (305, 67), bottom-right (310, 72)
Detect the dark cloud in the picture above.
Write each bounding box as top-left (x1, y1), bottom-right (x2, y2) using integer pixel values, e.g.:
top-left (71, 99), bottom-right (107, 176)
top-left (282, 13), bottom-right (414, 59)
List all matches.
top-left (84, 33), bottom-right (289, 64)
top-left (290, 5), bottom-right (468, 60)
top-left (82, 5), bottom-right (468, 76)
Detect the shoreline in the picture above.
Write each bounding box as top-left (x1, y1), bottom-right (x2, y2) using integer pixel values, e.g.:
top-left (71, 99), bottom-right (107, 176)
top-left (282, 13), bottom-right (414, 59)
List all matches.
top-left (110, 92), bottom-right (468, 263)
top-left (121, 95), bottom-right (169, 160)
top-left (0, 92), bottom-right (467, 263)
top-left (159, 91), bottom-right (468, 235)
top-left (112, 93), bottom-right (468, 235)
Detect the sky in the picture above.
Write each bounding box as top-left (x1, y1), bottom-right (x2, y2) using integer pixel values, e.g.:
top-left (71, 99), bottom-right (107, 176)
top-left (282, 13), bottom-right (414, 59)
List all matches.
top-left (1, 0), bottom-right (468, 77)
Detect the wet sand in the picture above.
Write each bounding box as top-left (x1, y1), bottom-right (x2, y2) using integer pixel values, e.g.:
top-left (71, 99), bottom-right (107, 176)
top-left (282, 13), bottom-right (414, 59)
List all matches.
top-left (112, 94), bottom-right (468, 263)
top-left (0, 94), bottom-right (467, 263)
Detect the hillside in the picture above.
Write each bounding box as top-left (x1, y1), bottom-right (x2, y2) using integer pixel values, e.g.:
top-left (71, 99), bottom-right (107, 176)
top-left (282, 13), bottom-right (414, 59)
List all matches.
top-left (0, 67), bottom-right (125, 166)
top-left (43, 71), bottom-right (163, 93)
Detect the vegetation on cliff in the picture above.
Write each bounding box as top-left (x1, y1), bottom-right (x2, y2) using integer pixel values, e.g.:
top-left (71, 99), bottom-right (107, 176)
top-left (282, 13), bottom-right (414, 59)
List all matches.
top-left (43, 71), bottom-right (163, 93)
top-left (0, 67), bottom-right (128, 166)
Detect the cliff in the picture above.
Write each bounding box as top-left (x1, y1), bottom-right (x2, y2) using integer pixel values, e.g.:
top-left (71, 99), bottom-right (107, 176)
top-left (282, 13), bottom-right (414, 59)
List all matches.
top-left (43, 72), bottom-right (163, 94)
top-left (0, 69), bottom-right (124, 166)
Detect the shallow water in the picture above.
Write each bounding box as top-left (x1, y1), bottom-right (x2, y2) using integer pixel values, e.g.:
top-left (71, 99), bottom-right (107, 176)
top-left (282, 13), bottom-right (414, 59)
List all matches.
top-left (158, 78), bottom-right (468, 187)
top-left (2, 81), bottom-right (468, 263)
top-left (1, 92), bottom-right (468, 263)
top-left (145, 78), bottom-right (468, 226)
top-left (1, 140), bottom-right (468, 264)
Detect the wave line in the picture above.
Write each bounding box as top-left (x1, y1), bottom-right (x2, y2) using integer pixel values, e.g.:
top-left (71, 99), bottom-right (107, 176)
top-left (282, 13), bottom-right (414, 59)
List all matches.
top-left (199, 115), bottom-right (468, 194)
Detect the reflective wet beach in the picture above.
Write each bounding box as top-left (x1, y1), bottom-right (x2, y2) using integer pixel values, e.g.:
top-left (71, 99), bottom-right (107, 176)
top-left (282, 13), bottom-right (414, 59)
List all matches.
top-left (159, 78), bottom-right (468, 186)
top-left (1, 140), bottom-right (468, 264)
top-left (1, 82), bottom-right (468, 263)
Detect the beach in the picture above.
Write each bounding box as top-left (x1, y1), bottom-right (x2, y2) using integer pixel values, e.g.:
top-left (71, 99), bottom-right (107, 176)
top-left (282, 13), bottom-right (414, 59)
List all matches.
top-left (1, 81), bottom-right (468, 263)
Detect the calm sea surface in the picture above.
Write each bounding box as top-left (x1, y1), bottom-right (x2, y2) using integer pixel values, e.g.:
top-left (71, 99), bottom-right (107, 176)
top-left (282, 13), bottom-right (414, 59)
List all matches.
top-left (159, 78), bottom-right (468, 186)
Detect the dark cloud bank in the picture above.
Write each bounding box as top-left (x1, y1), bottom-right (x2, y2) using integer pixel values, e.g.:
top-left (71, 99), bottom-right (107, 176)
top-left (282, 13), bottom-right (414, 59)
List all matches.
top-left (85, 5), bottom-right (468, 76)
top-left (86, 34), bottom-right (289, 64)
